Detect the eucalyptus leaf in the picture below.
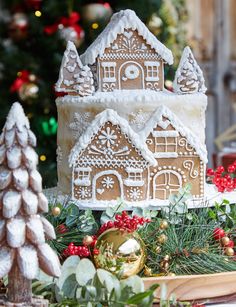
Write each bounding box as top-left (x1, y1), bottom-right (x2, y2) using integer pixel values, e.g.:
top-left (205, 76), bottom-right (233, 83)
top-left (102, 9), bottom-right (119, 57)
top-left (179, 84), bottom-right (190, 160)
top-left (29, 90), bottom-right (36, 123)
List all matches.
top-left (62, 255), bottom-right (80, 272)
top-left (61, 274), bottom-right (77, 299)
top-left (97, 269), bottom-right (120, 296)
top-left (76, 259), bottom-right (96, 286)
top-left (120, 275), bottom-right (144, 293)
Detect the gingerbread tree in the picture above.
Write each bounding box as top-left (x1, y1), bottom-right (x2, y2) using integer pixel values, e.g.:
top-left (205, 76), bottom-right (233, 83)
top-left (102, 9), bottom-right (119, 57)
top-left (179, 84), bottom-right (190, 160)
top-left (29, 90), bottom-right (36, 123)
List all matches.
top-left (55, 41), bottom-right (94, 96)
top-left (0, 102), bottom-right (60, 306)
top-left (173, 46), bottom-right (207, 94)
top-left (73, 65), bottom-right (95, 97)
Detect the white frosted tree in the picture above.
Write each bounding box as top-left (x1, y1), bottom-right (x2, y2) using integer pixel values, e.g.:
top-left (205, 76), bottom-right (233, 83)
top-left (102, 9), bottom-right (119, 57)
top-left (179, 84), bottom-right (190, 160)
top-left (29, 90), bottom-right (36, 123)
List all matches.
top-left (173, 46), bottom-right (207, 94)
top-left (74, 65), bottom-right (95, 97)
top-left (55, 41), bottom-right (95, 96)
top-left (0, 102), bottom-right (60, 306)
top-left (55, 40), bottom-right (83, 93)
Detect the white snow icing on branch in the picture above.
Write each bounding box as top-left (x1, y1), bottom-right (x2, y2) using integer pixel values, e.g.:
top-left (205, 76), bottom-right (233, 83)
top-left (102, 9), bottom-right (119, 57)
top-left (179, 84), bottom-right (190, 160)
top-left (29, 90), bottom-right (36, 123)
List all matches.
top-left (140, 105), bottom-right (208, 163)
top-left (18, 244), bottom-right (39, 279)
top-left (0, 247), bottom-right (15, 278)
top-left (173, 46), bottom-right (207, 94)
top-left (81, 9), bottom-right (173, 65)
top-left (37, 243), bottom-right (61, 277)
top-left (69, 109), bottom-right (157, 167)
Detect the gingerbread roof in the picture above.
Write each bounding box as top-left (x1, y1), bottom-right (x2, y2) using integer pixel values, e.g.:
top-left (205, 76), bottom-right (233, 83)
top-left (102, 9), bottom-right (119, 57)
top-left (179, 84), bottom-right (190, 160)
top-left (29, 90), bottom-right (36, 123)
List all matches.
top-left (81, 9), bottom-right (173, 66)
top-left (140, 105), bottom-right (208, 163)
top-left (69, 109), bottom-right (157, 167)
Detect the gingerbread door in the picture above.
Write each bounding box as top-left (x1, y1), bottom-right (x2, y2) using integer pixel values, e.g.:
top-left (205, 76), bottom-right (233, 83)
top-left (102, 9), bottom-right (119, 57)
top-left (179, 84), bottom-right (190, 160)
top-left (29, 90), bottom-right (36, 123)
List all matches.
top-left (119, 61), bottom-right (144, 90)
top-left (92, 171), bottom-right (124, 201)
top-left (153, 170), bottom-right (182, 200)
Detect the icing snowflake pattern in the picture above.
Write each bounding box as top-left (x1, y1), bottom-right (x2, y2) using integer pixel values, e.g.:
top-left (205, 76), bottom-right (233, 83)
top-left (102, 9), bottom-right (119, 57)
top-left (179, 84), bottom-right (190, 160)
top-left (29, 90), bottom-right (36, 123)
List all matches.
top-left (128, 187), bottom-right (142, 201)
top-left (101, 176), bottom-right (114, 189)
top-left (69, 112), bottom-right (92, 139)
top-left (130, 110), bottom-right (150, 130)
top-left (98, 127), bottom-right (117, 147)
top-left (77, 187), bottom-right (91, 199)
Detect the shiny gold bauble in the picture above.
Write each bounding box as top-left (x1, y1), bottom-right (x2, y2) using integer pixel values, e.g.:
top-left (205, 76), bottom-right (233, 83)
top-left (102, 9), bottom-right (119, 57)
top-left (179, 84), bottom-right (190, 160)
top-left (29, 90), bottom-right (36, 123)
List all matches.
top-left (18, 82), bottom-right (39, 101)
top-left (163, 255), bottom-right (170, 261)
top-left (168, 272), bottom-right (176, 277)
top-left (221, 236), bottom-right (230, 246)
top-left (225, 247), bottom-right (234, 256)
top-left (144, 266), bottom-right (152, 277)
top-left (83, 235), bottom-right (94, 246)
top-left (160, 261), bottom-right (169, 271)
top-left (157, 234), bottom-right (168, 244)
top-left (93, 228), bottom-right (146, 279)
top-left (159, 220), bottom-right (169, 230)
top-left (155, 246), bottom-right (161, 254)
top-left (52, 206), bottom-right (61, 217)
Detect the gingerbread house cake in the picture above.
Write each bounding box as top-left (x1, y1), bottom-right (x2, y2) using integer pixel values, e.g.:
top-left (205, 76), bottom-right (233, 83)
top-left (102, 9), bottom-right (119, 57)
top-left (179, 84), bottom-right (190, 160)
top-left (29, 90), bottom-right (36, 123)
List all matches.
top-left (55, 9), bottom-right (208, 208)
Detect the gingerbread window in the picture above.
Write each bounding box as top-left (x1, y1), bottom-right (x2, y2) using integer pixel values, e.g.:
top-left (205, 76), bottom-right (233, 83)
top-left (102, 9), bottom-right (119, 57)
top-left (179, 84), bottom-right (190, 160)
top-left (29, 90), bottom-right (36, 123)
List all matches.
top-left (74, 167), bottom-right (91, 186)
top-left (144, 61), bottom-right (160, 81)
top-left (101, 62), bottom-right (116, 82)
top-left (124, 168), bottom-right (144, 187)
top-left (152, 131), bottom-right (179, 158)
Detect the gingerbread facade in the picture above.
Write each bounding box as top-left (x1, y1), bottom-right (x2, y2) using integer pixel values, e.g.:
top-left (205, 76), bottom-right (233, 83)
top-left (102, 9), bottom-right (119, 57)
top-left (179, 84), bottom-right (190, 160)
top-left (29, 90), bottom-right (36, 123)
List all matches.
top-left (80, 10), bottom-right (173, 92)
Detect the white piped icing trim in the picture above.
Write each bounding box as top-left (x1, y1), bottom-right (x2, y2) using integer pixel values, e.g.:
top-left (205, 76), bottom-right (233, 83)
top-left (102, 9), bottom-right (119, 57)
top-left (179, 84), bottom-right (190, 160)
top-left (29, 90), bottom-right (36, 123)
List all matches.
top-left (69, 109), bottom-right (157, 167)
top-left (140, 105), bottom-right (208, 163)
top-left (80, 9), bottom-right (173, 65)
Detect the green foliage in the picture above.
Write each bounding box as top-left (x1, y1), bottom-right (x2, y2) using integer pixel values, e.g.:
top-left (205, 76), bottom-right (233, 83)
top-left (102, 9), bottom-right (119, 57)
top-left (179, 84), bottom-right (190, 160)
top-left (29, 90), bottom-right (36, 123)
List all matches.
top-left (45, 200), bottom-right (98, 256)
top-left (139, 185), bottom-right (236, 276)
top-left (34, 256), bottom-right (158, 306)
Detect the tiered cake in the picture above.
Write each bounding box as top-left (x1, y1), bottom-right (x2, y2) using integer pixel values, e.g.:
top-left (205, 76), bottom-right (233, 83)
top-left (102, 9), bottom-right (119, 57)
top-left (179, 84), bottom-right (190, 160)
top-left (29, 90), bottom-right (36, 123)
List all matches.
top-left (55, 9), bottom-right (208, 208)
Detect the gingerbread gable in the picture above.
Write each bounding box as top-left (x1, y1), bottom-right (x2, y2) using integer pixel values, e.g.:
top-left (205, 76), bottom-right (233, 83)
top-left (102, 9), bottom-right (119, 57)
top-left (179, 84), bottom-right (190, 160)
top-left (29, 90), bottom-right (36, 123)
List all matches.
top-left (69, 109), bottom-right (156, 167)
top-left (140, 105), bottom-right (208, 163)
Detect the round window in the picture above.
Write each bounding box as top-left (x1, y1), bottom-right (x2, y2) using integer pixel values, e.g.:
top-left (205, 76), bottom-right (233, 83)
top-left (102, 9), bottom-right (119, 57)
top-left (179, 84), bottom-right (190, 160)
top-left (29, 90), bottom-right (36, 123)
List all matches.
top-left (124, 65), bottom-right (140, 80)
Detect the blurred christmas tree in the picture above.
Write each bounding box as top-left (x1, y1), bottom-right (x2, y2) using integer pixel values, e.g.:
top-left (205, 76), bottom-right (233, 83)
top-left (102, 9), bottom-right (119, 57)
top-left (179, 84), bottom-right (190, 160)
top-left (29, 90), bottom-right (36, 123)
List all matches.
top-left (0, 0), bottom-right (187, 188)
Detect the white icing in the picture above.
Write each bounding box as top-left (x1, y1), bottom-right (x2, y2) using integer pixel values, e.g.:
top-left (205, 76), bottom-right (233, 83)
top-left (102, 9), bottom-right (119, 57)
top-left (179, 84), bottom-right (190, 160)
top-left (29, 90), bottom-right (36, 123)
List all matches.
top-left (18, 244), bottom-right (39, 279)
top-left (124, 179), bottom-right (144, 187)
top-left (81, 10), bottom-right (173, 65)
top-left (69, 109), bottom-right (157, 167)
top-left (152, 131), bottom-right (179, 137)
top-left (153, 152), bottom-right (178, 158)
top-left (128, 187), bottom-right (143, 200)
top-left (7, 217), bottom-right (25, 248)
top-left (140, 105), bottom-right (208, 163)
top-left (129, 110), bottom-right (151, 131)
top-left (173, 46), bottom-right (207, 94)
top-left (183, 160), bottom-right (198, 178)
top-left (0, 247), bottom-right (15, 279)
top-left (69, 112), bottom-right (93, 140)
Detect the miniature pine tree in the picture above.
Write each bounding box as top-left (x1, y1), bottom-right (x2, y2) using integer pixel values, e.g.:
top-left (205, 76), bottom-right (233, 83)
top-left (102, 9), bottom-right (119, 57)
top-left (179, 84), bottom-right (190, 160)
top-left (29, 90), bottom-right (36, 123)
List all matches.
top-left (74, 65), bottom-right (95, 97)
top-left (55, 40), bottom-right (83, 93)
top-left (0, 102), bottom-right (60, 306)
top-left (173, 46), bottom-right (207, 94)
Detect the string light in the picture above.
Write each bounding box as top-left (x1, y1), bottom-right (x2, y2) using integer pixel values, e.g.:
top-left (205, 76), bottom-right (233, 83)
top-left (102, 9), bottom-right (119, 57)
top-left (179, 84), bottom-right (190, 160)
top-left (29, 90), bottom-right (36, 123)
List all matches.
top-left (40, 155), bottom-right (46, 162)
top-left (92, 23), bottom-right (99, 30)
top-left (35, 11), bottom-right (42, 17)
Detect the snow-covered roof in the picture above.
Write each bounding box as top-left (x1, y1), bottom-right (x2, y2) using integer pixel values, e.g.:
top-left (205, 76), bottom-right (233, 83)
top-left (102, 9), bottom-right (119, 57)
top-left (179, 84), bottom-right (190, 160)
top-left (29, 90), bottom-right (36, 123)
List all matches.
top-left (81, 9), bottom-right (173, 65)
top-left (69, 109), bottom-right (157, 167)
top-left (140, 105), bottom-right (208, 163)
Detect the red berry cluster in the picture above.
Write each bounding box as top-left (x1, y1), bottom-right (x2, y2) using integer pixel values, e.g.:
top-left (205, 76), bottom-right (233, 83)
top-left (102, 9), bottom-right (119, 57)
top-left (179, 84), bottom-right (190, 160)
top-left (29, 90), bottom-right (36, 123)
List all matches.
top-left (98, 211), bottom-right (151, 235)
top-left (63, 242), bottom-right (90, 258)
top-left (63, 235), bottom-right (99, 258)
top-left (207, 161), bottom-right (236, 192)
top-left (57, 224), bottom-right (68, 234)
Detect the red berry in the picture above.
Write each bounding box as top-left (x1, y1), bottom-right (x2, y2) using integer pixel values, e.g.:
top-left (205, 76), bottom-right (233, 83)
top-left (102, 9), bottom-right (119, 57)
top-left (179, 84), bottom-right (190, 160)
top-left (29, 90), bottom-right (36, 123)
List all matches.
top-left (216, 166), bottom-right (225, 174)
top-left (207, 168), bottom-right (215, 176)
top-left (93, 248), bottom-right (99, 255)
top-left (213, 227), bottom-right (225, 240)
top-left (227, 240), bottom-right (235, 248)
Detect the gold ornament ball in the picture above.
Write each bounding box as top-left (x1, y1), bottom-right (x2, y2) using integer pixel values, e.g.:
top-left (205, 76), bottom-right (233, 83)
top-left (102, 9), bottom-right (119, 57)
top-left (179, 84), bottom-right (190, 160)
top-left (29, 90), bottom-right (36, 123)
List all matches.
top-left (160, 261), bottom-right (169, 271)
top-left (144, 266), bottom-right (152, 277)
top-left (163, 255), bottom-right (170, 261)
top-left (157, 234), bottom-right (168, 244)
top-left (52, 206), bottom-right (61, 217)
top-left (18, 82), bottom-right (39, 101)
top-left (155, 246), bottom-right (161, 254)
top-left (83, 235), bottom-right (94, 246)
top-left (159, 220), bottom-right (169, 230)
top-left (93, 228), bottom-right (146, 279)
top-left (168, 272), bottom-right (176, 277)
top-left (221, 236), bottom-right (230, 246)
top-left (225, 247), bottom-right (234, 256)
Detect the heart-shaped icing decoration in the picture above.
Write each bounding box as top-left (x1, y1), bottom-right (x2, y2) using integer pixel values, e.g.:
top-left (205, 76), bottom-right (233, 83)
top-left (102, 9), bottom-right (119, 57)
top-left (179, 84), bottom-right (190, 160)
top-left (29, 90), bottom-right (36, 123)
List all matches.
top-left (123, 31), bottom-right (133, 39)
top-left (97, 188), bottom-right (104, 195)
